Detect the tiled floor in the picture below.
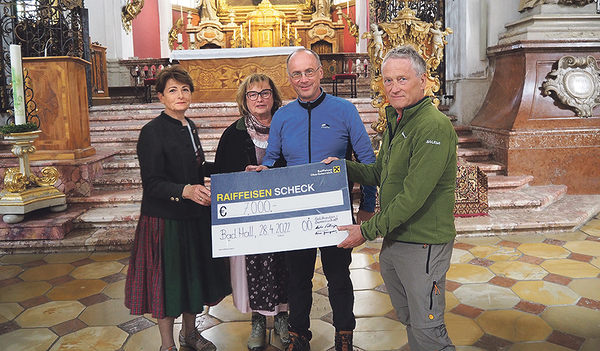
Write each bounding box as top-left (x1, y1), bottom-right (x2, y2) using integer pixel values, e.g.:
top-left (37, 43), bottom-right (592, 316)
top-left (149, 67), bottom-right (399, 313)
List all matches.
top-left (1, 214), bottom-right (600, 351)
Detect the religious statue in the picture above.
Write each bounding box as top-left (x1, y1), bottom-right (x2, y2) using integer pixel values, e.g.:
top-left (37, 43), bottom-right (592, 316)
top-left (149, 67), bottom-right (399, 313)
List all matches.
top-left (312, 0), bottom-right (331, 19)
top-left (197, 0), bottom-right (218, 22)
top-left (364, 23), bottom-right (385, 61)
top-left (519, 0), bottom-right (547, 11)
top-left (429, 20), bottom-right (452, 63)
top-left (340, 11), bottom-right (359, 44)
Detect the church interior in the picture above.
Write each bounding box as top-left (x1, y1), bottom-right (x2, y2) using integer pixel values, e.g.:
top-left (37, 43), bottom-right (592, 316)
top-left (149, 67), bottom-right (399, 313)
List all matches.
top-left (0, 0), bottom-right (599, 350)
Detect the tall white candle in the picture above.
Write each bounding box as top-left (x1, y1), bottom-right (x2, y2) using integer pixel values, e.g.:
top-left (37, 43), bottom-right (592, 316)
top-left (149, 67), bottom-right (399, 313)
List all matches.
top-left (190, 33), bottom-right (195, 42)
top-left (177, 33), bottom-right (183, 42)
top-left (10, 45), bottom-right (26, 125)
top-left (347, 0), bottom-right (349, 13)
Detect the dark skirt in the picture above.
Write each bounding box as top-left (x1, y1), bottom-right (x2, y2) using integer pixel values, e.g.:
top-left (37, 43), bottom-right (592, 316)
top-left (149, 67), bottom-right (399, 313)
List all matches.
top-left (246, 252), bottom-right (288, 311)
top-left (125, 213), bottom-right (231, 319)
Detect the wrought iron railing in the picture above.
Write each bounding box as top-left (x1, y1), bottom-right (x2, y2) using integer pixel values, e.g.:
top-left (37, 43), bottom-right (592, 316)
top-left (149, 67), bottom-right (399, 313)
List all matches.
top-left (369, 0), bottom-right (448, 98)
top-left (1, 0), bottom-right (89, 116)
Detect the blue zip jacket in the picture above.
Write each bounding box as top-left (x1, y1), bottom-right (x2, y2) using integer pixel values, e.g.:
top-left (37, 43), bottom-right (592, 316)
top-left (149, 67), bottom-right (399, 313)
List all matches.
top-left (262, 90), bottom-right (377, 212)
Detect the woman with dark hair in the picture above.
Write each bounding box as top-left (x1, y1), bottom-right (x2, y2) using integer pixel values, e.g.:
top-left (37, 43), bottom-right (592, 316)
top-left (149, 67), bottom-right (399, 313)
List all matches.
top-left (214, 73), bottom-right (288, 351)
top-left (125, 65), bottom-right (231, 351)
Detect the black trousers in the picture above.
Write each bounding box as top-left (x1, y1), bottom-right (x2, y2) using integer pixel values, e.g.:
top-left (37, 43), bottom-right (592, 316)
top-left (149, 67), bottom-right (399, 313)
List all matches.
top-left (285, 245), bottom-right (355, 340)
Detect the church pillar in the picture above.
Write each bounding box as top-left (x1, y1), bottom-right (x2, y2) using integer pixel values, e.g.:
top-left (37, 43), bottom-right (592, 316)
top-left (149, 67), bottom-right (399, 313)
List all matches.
top-left (357, 0), bottom-right (368, 53)
top-left (470, 2), bottom-right (600, 194)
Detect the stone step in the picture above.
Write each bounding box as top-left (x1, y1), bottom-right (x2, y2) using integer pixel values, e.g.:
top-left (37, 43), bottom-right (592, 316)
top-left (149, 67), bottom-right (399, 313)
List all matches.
top-left (92, 169), bottom-right (142, 190)
top-left (457, 147), bottom-right (493, 162)
top-left (488, 184), bottom-right (567, 211)
top-left (68, 188), bottom-right (142, 206)
top-left (462, 161), bottom-right (506, 176)
top-left (52, 192), bottom-right (600, 251)
top-left (455, 194), bottom-right (600, 236)
top-left (457, 135), bottom-right (481, 148)
top-left (488, 175), bottom-right (534, 191)
top-left (71, 204), bottom-right (140, 229)
top-left (86, 167), bottom-right (544, 214)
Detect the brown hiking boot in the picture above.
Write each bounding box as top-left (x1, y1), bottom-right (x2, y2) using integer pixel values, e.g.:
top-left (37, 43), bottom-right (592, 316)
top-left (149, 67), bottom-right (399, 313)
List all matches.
top-left (284, 331), bottom-right (310, 351)
top-left (334, 331), bottom-right (353, 351)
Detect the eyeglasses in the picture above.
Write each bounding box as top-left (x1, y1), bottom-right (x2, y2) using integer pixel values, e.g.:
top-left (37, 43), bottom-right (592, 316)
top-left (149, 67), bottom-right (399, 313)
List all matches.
top-left (246, 89), bottom-right (273, 101)
top-left (289, 67), bottom-right (321, 80)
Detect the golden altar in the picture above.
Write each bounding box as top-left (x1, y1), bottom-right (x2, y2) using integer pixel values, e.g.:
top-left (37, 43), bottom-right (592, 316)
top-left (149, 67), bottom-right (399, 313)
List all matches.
top-left (171, 47), bottom-right (301, 102)
top-left (172, 0), bottom-right (347, 54)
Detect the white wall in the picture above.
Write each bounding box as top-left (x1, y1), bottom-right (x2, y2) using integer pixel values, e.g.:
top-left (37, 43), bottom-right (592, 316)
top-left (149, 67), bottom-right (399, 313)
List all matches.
top-left (87, 0), bottom-right (134, 61)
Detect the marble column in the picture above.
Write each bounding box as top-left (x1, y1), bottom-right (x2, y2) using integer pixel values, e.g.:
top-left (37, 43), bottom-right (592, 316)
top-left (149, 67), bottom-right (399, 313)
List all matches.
top-left (470, 2), bottom-right (600, 194)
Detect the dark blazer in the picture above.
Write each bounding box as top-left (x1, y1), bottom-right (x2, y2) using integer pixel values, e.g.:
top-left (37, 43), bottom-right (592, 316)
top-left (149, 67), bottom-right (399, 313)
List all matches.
top-left (214, 117), bottom-right (285, 175)
top-left (137, 112), bottom-right (207, 219)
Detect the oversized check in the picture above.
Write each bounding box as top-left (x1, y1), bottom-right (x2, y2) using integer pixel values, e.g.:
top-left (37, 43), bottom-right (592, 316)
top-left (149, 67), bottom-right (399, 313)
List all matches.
top-left (210, 160), bottom-right (353, 257)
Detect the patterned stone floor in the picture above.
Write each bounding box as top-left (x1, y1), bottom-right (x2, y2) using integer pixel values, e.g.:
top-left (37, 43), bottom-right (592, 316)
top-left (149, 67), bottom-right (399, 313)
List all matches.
top-left (1, 214), bottom-right (599, 351)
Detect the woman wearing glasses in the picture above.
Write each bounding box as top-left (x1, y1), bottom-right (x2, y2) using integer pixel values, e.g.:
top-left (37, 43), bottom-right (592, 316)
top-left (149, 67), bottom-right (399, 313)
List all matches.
top-left (213, 73), bottom-right (289, 351)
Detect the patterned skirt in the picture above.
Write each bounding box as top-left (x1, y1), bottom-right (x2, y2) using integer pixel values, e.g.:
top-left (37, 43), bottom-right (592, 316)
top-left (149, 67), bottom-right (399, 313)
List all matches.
top-left (246, 252), bottom-right (288, 311)
top-left (125, 213), bottom-right (231, 319)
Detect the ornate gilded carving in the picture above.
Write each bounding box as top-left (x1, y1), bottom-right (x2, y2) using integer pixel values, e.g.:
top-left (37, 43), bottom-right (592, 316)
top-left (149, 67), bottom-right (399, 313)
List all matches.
top-left (340, 12), bottom-right (360, 45)
top-left (2, 131), bottom-right (60, 193)
top-left (308, 23), bottom-right (335, 40)
top-left (122, 0), bottom-right (145, 34)
top-left (197, 26), bottom-right (226, 47)
top-left (542, 55), bottom-right (600, 117)
top-left (30, 167), bottom-right (60, 187)
top-left (4, 168), bottom-right (28, 193)
top-left (169, 18), bottom-right (184, 51)
top-left (362, 2), bottom-right (452, 135)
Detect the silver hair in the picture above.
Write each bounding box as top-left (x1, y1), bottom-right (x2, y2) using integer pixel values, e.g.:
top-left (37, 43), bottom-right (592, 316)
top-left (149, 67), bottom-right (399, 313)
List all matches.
top-left (382, 45), bottom-right (427, 77)
top-left (286, 48), bottom-right (322, 74)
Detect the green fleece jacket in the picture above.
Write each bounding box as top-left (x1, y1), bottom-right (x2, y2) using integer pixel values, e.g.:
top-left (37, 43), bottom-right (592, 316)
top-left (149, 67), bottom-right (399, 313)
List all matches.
top-left (347, 97), bottom-right (458, 244)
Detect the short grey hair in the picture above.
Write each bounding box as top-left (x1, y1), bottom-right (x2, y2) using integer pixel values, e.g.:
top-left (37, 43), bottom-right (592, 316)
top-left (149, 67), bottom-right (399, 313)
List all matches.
top-left (286, 48), bottom-right (322, 74)
top-left (382, 45), bottom-right (427, 77)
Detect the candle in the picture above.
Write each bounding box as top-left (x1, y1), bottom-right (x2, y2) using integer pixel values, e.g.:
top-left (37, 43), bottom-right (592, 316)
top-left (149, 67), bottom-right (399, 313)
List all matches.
top-left (347, 0), bottom-right (349, 13)
top-left (177, 33), bottom-right (183, 42)
top-left (234, 28), bottom-right (237, 40)
top-left (190, 33), bottom-right (195, 42)
top-left (10, 45), bottom-right (26, 125)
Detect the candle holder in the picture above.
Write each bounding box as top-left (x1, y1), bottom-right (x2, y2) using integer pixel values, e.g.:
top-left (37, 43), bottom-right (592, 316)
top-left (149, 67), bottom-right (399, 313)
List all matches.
top-left (0, 130), bottom-right (66, 223)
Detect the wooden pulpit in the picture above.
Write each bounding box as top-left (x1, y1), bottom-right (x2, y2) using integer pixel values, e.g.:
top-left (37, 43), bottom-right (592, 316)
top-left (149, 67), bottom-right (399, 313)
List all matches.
top-left (22, 56), bottom-right (96, 160)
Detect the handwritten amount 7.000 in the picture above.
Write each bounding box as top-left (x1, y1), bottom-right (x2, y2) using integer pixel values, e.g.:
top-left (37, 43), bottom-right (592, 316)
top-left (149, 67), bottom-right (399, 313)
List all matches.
top-left (243, 200), bottom-right (272, 215)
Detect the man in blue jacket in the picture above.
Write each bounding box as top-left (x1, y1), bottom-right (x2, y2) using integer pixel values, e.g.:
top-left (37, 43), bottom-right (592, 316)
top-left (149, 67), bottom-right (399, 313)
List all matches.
top-left (249, 48), bottom-right (377, 351)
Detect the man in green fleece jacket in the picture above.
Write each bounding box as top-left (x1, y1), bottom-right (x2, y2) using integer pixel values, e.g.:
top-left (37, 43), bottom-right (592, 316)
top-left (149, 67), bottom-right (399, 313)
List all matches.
top-left (326, 45), bottom-right (458, 350)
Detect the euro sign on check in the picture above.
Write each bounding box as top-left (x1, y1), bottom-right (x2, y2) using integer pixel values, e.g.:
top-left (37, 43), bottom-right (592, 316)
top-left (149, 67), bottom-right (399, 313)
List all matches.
top-left (210, 160), bottom-right (353, 257)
